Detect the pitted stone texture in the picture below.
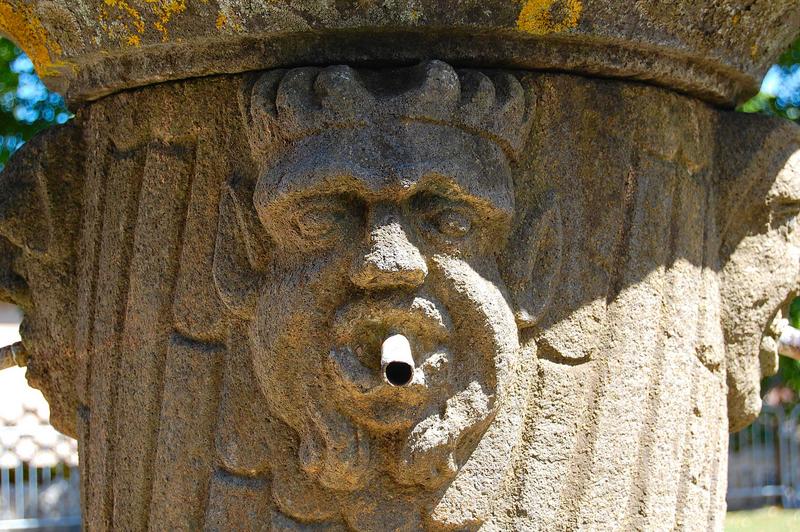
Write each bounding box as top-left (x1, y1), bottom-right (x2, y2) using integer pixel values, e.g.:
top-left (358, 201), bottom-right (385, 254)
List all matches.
top-left (0, 1), bottom-right (798, 104)
top-left (0, 121), bottom-right (82, 437)
top-left (0, 63), bottom-right (799, 530)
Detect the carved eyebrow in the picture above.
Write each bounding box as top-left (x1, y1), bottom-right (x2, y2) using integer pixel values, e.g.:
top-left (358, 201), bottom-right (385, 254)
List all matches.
top-left (273, 171), bottom-right (511, 214)
top-left (400, 173), bottom-right (513, 217)
top-left (256, 170), bottom-right (514, 228)
top-left (257, 138), bottom-right (514, 218)
top-left (256, 169), bottom-right (374, 214)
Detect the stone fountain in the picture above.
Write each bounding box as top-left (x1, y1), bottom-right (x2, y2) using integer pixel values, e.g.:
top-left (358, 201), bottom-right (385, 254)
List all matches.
top-left (0, 1), bottom-right (799, 530)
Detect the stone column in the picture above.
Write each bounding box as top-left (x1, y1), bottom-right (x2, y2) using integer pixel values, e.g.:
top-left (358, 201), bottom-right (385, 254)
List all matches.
top-left (0, 2), bottom-right (799, 530)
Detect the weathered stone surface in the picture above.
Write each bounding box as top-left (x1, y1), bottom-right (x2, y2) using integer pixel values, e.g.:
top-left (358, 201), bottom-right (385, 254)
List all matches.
top-left (0, 1), bottom-right (798, 105)
top-left (0, 121), bottom-right (82, 437)
top-left (1, 55), bottom-right (799, 529)
top-left (717, 113), bottom-right (800, 432)
top-left (1, 2), bottom-right (799, 529)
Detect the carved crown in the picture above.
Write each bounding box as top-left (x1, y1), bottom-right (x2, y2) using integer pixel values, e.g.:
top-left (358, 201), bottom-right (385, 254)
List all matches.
top-left (241, 61), bottom-right (534, 161)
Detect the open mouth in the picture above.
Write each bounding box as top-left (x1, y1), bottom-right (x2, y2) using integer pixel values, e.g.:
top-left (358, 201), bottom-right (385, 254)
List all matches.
top-left (327, 294), bottom-right (453, 397)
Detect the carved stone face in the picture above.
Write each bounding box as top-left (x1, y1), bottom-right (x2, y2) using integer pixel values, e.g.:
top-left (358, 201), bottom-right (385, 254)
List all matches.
top-left (247, 123), bottom-right (521, 488)
top-left (722, 149), bottom-right (800, 429)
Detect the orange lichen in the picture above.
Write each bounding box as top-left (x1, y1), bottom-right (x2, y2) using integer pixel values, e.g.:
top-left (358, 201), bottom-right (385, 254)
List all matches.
top-left (215, 12), bottom-right (227, 29)
top-left (145, 0), bottom-right (187, 41)
top-left (0, 2), bottom-right (64, 76)
top-left (516, 0), bottom-right (582, 36)
top-left (100, 0), bottom-right (190, 45)
top-left (103, 0), bottom-right (146, 34)
top-left (100, 0), bottom-right (144, 46)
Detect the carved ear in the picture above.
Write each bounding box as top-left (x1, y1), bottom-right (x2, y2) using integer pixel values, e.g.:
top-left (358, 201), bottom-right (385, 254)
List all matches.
top-left (501, 190), bottom-right (563, 329)
top-left (0, 161), bottom-right (39, 309)
top-left (213, 177), bottom-right (270, 319)
top-left (716, 112), bottom-right (800, 248)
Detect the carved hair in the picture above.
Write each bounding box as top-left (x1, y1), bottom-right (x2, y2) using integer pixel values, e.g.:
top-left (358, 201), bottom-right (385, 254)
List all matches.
top-left (238, 60), bottom-right (535, 162)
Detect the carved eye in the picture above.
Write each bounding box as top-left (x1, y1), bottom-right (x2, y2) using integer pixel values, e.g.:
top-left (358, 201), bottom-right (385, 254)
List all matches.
top-left (410, 192), bottom-right (476, 242)
top-left (433, 208), bottom-right (472, 238)
top-left (295, 207), bottom-right (340, 239)
top-left (769, 198), bottom-right (800, 233)
top-left (287, 195), bottom-right (363, 250)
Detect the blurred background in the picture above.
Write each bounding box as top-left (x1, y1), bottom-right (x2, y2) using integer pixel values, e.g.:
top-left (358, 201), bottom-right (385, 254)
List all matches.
top-left (0, 36), bottom-right (798, 531)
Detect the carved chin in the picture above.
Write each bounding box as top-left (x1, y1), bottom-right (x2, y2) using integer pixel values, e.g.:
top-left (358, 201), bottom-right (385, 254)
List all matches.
top-left (308, 343), bottom-right (513, 490)
top-left (291, 380), bottom-right (497, 492)
top-left (258, 334), bottom-right (510, 491)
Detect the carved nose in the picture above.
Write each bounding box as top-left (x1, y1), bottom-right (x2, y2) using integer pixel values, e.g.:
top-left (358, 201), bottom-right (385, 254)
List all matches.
top-left (350, 213), bottom-right (427, 290)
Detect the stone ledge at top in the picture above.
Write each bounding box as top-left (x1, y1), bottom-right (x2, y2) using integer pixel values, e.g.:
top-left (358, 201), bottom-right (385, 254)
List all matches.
top-left (0, 1), bottom-right (798, 106)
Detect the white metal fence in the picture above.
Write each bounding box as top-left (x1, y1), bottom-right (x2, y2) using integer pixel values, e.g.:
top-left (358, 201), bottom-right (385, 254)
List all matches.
top-left (0, 462), bottom-right (80, 530)
top-left (0, 405), bottom-right (797, 528)
top-left (0, 362), bottom-right (81, 531)
top-left (727, 404), bottom-right (800, 510)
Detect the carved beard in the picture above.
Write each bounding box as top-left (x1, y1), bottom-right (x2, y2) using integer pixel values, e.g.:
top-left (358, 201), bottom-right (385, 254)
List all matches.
top-left (249, 253), bottom-right (521, 525)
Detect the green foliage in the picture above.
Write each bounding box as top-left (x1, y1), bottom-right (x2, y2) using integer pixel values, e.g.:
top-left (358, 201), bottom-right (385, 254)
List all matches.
top-left (0, 38), bottom-right (70, 169)
top-left (739, 37), bottom-right (800, 122)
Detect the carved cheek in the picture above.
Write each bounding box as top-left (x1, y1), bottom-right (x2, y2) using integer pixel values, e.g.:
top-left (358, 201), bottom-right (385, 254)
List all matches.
top-left (254, 255), bottom-right (355, 347)
top-left (247, 253), bottom-right (358, 424)
top-left (428, 254), bottom-right (520, 394)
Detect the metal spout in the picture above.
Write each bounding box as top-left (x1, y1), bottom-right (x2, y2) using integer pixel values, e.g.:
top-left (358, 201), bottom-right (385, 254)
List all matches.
top-left (381, 334), bottom-right (414, 386)
top-left (0, 341), bottom-right (27, 371)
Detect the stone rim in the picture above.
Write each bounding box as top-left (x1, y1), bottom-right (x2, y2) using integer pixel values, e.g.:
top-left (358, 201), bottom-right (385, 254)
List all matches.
top-left (32, 29), bottom-right (758, 106)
